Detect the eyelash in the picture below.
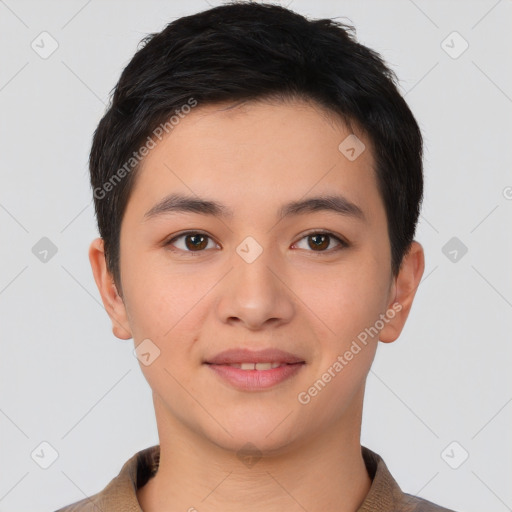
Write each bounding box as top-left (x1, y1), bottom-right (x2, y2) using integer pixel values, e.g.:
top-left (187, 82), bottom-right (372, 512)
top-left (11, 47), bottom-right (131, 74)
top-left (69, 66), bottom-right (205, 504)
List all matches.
top-left (164, 230), bottom-right (349, 256)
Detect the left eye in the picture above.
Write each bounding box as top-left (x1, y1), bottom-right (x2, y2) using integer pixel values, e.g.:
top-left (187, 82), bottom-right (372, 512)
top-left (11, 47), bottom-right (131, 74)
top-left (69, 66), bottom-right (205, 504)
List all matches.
top-left (165, 231), bottom-right (347, 254)
top-left (293, 232), bottom-right (347, 252)
top-left (166, 232), bottom-right (218, 252)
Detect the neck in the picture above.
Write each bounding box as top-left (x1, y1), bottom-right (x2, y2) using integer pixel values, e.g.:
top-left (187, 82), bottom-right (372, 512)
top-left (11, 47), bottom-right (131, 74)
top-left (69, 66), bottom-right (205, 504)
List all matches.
top-left (137, 391), bottom-right (371, 512)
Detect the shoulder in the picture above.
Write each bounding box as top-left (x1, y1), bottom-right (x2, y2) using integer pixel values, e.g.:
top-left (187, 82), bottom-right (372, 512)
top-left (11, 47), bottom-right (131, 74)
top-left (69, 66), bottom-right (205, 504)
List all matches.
top-left (360, 446), bottom-right (459, 512)
top-left (53, 445), bottom-right (160, 512)
top-left (54, 495), bottom-right (101, 512)
top-left (400, 491), bottom-right (460, 511)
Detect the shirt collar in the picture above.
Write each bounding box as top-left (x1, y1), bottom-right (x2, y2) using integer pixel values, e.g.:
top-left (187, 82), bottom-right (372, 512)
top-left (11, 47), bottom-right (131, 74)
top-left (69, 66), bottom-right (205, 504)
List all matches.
top-left (70, 444), bottom-right (408, 512)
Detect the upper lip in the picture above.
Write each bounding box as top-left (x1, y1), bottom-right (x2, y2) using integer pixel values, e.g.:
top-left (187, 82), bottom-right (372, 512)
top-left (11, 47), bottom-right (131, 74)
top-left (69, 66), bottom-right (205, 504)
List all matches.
top-left (204, 348), bottom-right (305, 365)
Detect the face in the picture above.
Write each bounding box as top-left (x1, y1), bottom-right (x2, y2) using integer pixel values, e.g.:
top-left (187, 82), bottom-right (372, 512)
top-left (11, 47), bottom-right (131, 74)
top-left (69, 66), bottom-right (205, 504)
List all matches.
top-left (90, 99), bottom-right (423, 455)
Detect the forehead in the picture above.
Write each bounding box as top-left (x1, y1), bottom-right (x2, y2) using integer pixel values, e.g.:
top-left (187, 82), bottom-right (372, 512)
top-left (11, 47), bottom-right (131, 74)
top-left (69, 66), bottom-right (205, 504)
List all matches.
top-left (125, 98), bottom-right (383, 225)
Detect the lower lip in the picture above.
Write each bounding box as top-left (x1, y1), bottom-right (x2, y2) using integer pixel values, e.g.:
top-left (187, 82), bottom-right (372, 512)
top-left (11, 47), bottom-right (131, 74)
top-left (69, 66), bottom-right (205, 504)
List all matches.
top-left (206, 363), bottom-right (304, 391)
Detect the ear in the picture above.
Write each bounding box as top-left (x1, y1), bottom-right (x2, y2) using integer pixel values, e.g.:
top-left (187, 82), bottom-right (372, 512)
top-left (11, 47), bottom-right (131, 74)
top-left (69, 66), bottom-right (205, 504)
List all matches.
top-left (88, 237), bottom-right (132, 340)
top-left (379, 241), bottom-right (425, 344)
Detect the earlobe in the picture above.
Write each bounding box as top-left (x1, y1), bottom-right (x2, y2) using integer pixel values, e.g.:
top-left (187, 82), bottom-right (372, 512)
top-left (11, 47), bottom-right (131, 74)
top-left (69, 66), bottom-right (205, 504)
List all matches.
top-left (379, 241), bottom-right (425, 344)
top-left (88, 238), bottom-right (132, 340)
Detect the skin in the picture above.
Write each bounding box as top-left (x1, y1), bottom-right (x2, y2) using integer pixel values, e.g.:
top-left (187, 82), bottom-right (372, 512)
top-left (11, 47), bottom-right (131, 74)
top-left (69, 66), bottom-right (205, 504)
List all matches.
top-left (89, 98), bottom-right (424, 512)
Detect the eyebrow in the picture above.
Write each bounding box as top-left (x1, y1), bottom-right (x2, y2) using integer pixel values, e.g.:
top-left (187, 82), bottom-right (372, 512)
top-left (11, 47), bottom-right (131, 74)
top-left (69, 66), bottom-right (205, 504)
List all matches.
top-left (143, 192), bottom-right (366, 223)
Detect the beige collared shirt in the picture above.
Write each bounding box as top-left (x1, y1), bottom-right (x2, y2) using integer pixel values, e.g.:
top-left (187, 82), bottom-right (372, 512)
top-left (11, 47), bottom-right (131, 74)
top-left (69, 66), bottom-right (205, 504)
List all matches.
top-left (55, 445), bottom-right (457, 511)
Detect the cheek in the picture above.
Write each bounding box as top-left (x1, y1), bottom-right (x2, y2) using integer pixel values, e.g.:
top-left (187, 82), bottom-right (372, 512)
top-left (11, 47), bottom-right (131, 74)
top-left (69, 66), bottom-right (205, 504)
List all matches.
top-left (122, 265), bottom-right (207, 398)
top-left (300, 258), bottom-right (388, 342)
top-left (119, 247), bottom-right (193, 342)
top-left (294, 265), bottom-right (383, 417)
top-left (124, 275), bottom-right (205, 343)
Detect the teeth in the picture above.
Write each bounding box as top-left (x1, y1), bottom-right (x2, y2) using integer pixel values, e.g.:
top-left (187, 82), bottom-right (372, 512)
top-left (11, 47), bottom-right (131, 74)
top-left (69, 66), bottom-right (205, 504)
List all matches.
top-left (227, 362), bottom-right (283, 370)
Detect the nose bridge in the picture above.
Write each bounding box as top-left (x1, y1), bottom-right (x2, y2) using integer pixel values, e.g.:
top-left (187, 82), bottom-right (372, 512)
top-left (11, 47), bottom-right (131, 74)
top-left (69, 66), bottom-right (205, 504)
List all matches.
top-left (216, 235), bottom-right (295, 329)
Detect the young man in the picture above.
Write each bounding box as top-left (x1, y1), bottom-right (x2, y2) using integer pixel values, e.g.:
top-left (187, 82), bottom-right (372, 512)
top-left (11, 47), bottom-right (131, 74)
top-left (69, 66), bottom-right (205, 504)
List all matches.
top-left (56, 2), bottom-right (457, 511)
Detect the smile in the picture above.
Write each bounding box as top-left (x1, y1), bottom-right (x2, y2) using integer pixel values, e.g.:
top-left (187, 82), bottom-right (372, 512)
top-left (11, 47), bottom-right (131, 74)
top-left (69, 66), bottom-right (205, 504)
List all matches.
top-left (222, 362), bottom-right (284, 370)
top-left (206, 362), bottom-right (305, 390)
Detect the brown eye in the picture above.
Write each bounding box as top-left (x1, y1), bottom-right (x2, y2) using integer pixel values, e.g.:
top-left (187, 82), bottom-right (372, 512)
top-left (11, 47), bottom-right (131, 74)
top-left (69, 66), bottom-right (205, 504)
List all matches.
top-left (308, 233), bottom-right (330, 251)
top-left (166, 232), bottom-right (217, 253)
top-left (184, 233), bottom-right (208, 251)
top-left (294, 231), bottom-right (347, 253)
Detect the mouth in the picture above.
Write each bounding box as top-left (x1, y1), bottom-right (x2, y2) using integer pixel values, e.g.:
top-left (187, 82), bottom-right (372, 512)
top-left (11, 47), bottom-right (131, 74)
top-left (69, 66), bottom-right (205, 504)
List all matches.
top-left (204, 347), bottom-right (305, 366)
top-left (211, 362), bottom-right (299, 370)
top-left (204, 348), bottom-right (306, 390)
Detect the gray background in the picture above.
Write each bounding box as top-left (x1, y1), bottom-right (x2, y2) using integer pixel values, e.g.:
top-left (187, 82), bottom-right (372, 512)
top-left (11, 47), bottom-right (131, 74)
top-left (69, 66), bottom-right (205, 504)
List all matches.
top-left (1, 1), bottom-right (511, 511)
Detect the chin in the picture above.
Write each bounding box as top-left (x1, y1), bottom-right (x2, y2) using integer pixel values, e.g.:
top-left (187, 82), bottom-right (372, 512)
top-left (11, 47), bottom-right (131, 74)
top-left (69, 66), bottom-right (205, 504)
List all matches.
top-left (211, 430), bottom-right (299, 458)
top-left (198, 409), bottom-right (305, 456)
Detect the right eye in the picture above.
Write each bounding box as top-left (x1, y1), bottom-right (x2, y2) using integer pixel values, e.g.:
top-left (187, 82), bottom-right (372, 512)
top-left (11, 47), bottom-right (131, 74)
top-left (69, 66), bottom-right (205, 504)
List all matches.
top-left (165, 231), bottom-right (219, 254)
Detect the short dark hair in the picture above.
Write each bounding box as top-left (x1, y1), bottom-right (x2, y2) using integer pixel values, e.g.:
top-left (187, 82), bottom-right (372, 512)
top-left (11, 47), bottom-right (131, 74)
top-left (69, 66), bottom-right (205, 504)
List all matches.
top-left (89, 1), bottom-right (423, 290)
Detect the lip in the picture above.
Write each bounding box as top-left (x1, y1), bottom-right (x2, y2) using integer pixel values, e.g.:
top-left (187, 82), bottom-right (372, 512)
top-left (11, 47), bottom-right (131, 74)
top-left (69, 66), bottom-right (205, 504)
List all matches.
top-left (206, 362), bottom-right (305, 391)
top-left (204, 348), bottom-right (306, 391)
top-left (204, 348), bottom-right (305, 365)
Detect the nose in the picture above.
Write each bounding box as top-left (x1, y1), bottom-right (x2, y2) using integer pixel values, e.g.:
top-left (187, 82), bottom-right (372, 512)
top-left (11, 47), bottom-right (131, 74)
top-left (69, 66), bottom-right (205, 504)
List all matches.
top-left (215, 244), bottom-right (295, 331)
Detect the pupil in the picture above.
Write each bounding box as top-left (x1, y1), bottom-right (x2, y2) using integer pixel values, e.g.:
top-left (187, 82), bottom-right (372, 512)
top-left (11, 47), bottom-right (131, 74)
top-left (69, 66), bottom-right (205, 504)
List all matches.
top-left (187, 234), bottom-right (206, 250)
top-left (310, 234), bottom-right (328, 250)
